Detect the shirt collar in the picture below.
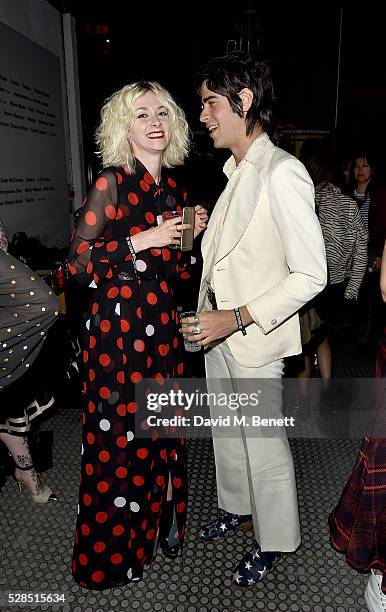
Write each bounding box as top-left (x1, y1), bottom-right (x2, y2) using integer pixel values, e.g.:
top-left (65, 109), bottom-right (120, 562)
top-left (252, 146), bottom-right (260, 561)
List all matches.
top-left (223, 132), bottom-right (270, 179)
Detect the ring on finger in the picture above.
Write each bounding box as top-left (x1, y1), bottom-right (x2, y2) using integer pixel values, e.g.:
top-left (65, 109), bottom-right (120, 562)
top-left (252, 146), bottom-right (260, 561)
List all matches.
top-left (192, 325), bottom-right (201, 335)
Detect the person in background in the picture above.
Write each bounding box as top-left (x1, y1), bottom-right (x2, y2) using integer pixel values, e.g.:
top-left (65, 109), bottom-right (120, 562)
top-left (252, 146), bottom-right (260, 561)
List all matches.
top-left (350, 153), bottom-right (386, 349)
top-left (0, 221), bottom-right (59, 503)
top-left (298, 139), bottom-right (368, 396)
top-left (329, 238), bottom-right (386, 612)
top-left (182, 52), bottom-right (327, 587)
top-left (68, 80), bottom-right (207, 589)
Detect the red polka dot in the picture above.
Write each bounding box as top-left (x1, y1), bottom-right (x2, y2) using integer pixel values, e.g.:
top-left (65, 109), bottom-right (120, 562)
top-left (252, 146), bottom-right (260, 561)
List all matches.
top-left (99, 450), bottom-right (110, 462)
top-left (113, 524), bottom-right (124, 536)
top-left (137, 448), bottom-right (148, 459)
top-left (81, 524), bottom-right (90, 536)
top-left (151, 502), bottom-right (160, 513)
top-left (106, 241), bottom-right (118, 252)
top-left (128, 192), bottom-right (139, 205)
top-left (127, 402), bottom-right (137, 413)
top-left (161, 312), bottom-right (169, 324)
top-left (116, 435), bottom-right (127, 448)
top-left (160, 281), bottom-right (168, 293)
top-left (85, 464), bottom-right (93, 476)
top-left (111, 553), bottom-right (123, 565)
top-left (140, 180), bottom-right (150, 192)
top-left (116, 371), bottom-right (125, 384)
top-left (117, 337), bottom-right (123, 350)
top-left (91, 571), bottom-right (104, 583)
top-left (177, 363), bottom-right (184, 375)
top-left (158, 344), bottom-right (169, 356)
top-left (99, 354), bottom-right (110, 367)
top-left (87, 432), bottom-right (95, 444)
top-left (120, 319), bottom-right (130, 333)
top-left (96, 177), bottom-right (108, 191)
top-left (137, 547), bottom-right (145, 559)
top-left (89, 369), bottom-right (95, 381)
top-left (83, 493), bottom-right (92, 506)
top-left (116, 172), bottom-right (122, 185)
top-left (133, 475), bottom-right (144, 486)
top-left (131, 529), bottom-right (136, 539)
top-left (97, 481), bottom-right (110, 493)
top-left (160, 449), bottom-right (167, 460)
top-left (91, 302), bottom-right (99, 315)
top-left (87, 261), bottom-right (93, 274)
top-left (116, 403), bottom-right (126, 416)
top-left (145, 212), bottom-right (155, 224)
top-left (94, 541), bottom-right (106, 553)
top-left (116, 467), bottom-right (127, 478)
top-left (89, 336), bottom-right (96, 349)
top-left (79, 554), bottom-right (88, 566)
top-left (134, 339), bottom-right (145, 352)
top-left (96, 512), bottom-right (108, 523)
top-left (173, 477), bottom-right (183, 488)
top-left (146, 528), bottom-right (155, 540)
top-left (130, 226), bottom-right (142, 236)
top-left (83, 350), bottom-right (89, 363)
top-left (99, 386), bottom-right (110, 399)
top-left (167, 177), bottom-right (176, 188)
top-left (144, 172), bottom-right (155, 184)
top-left (177, 502), bottom-right (186, 513)
top-left (107, 286), bottom-right (119, 299)
top-left (106, 268), bottom-right (113, 279)
top-left (155, 373), bottom-right (164, 383)
top-left (85, 211), bottom-right (97, 226)
top-left (146, 356), bottom-right (152, 368)
top-left (77, 241), bottom-right (89, 255)
top-left (100, 320), bottom-right (111, 333)
top-left (131, 372), bottom-right (142, 383)
top-left (146, 292), bottom-right (157, 305)
top-left (116, 208), bottom-right (123, 220)
top-left (68, 263), bottom-right (77, 276)
top-left (162, 249), bottom-right (171, 261)
top-left (156, 475), bottom-right (165, 486)
top-left (136, 306), bottom-right (142, 319)
top-left (151, 248), bottom-right (161, 256)
top-left (105, 205), bottom-right (116, 219)
top-left (120, 285), bottom-right (132, 298)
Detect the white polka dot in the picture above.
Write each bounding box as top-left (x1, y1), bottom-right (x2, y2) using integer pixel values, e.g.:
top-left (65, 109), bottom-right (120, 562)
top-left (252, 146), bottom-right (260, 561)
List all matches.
top-left (115, 303), bottom-right (121, 316)
top-left (130, 502), bottom-right (140, 512)
top-left (146, 324), bottom-right (155, 336)
top-left (114, 497), bottom-right (126, 508)
top-left (25, 363), bottom-right (30, 368)
top-left (135, 259), bottom-right (147, 272)
top-left (26, 304), bottom-right (30, 308)
top-left (85, 319), bottom-right (90, 330)
top-left (10, 265), bottom-right (15, 269)
top-left (127, 568), bottom-right (133, 579)
top-left (127, 431), bottom-right (134, 441)
top-left (89, 280), bottom-right (97, 289)
top-left (190, 256), bottom-right (197, 264)
top-left (6, 328), bottom-right (11, 333)
top-left (11, 280), bottom-right (16, 284)
top-left (2, 343), bottom-right (7, 348)
top-left (81, 444), bottom-right (84, 455)
top-left (23, 346), bottom-right (27, 350)
top-left (55, 311), bottom-right (59, 316)
top-left (41, 307), bottom-right (46, 312)
top-left (29, 291), bottom-right (34, 296)
top-left (30, 276), bottom-right (35, 280)
top-left (99, 419), bottom-right (110, 431)
top-left (77, 504), bottom-right (80, 515)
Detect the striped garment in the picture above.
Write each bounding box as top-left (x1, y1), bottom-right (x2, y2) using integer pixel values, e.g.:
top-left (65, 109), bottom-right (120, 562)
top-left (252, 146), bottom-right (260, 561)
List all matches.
top-left (354, 190), bottom-right (370, 233)
top-left (0, 218), bottom-right (8, 252)
top-left (315, 183), bottom-right (368, 300)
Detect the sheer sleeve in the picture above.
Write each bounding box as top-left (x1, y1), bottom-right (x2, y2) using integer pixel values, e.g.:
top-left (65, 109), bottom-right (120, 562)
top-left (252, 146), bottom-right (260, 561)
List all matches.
top-left (0, 217), bottom-right (8, 252)
top-left (68, 170), bottom-right (135, 287)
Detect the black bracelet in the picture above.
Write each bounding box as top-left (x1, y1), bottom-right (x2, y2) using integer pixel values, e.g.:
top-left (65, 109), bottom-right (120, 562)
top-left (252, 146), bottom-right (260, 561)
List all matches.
top-left (234, 307), bottom-right (247, 336)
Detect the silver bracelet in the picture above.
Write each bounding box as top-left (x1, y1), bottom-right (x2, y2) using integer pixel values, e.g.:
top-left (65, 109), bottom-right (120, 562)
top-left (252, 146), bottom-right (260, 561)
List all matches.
top-left (234, 307), bottom-right (247, 336)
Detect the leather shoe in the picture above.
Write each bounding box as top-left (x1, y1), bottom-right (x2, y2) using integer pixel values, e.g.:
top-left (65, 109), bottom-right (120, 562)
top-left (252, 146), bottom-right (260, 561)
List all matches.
top-left (199, 511), bottom-right (252, 541)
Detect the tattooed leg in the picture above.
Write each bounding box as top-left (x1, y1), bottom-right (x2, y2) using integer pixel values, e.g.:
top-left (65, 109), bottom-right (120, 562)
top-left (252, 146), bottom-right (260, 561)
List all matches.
top-left (0, 432), bottom-right (44, 495)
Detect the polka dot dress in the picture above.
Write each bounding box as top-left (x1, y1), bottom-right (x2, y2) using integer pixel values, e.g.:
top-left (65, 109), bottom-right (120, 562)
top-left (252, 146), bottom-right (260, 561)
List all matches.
top-left (0, 250), bottom-right (59, 390)
top-left (68, 162), bottom-right (189, 589)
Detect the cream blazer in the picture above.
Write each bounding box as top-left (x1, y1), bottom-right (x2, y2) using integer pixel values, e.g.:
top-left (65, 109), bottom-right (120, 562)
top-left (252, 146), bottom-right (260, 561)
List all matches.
top-left (198, 133), bottom-right (327, 368)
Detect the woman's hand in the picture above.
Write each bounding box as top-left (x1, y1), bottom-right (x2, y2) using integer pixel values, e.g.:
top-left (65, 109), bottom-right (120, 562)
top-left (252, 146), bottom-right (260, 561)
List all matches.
top-left (130, 217), bottom-right (192, 252)
top-left (194, 204), bottom-right (208, 238)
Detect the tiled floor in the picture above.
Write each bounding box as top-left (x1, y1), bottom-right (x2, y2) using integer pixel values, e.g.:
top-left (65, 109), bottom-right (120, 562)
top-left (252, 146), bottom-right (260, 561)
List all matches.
top-left (0, 332), bottom-right (378, 611)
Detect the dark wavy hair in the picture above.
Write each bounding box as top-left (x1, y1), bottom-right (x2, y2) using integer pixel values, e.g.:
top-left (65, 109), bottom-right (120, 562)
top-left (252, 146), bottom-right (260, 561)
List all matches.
top-left (197, 52), bottom-right (274, 136)
top-left (299, 139), bottom-right (333, 187)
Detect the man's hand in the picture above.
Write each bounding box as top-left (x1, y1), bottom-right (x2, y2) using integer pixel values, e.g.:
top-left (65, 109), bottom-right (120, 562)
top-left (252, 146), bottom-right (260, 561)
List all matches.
top-left (193, 204), bottom-right (208, 238)
top-left (180, 309), bottom-right (238, 347)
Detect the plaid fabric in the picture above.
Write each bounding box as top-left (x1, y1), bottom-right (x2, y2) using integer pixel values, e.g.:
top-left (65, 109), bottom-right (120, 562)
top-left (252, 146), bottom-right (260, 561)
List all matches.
top-left (329, 327), bottom-right (386, 592)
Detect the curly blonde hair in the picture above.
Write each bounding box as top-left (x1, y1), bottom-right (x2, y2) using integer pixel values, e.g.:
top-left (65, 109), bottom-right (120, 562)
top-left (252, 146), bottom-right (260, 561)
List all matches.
top-left (95, 81), bottom-right (190, 172)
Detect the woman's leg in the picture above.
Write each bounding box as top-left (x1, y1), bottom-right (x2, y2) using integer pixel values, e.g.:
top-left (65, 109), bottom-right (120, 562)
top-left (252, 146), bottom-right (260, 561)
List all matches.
top-left (316, 337), bottom-right (332, 386)
top-left (0, 431), bottom-right (51, 497)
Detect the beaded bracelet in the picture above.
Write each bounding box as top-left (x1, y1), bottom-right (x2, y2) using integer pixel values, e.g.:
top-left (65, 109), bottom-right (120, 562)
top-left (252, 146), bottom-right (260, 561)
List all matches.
top-left (234, 307), bottom-right (247, 336)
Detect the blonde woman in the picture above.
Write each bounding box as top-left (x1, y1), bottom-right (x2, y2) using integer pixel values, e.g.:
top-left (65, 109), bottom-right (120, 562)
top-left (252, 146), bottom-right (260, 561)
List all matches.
top-left (68, 81), bottom-right (207, 589)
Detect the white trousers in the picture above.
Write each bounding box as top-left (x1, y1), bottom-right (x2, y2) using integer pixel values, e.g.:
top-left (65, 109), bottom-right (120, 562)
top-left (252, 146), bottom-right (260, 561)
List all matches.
top-left (204, 339), bottom-right (301, 552)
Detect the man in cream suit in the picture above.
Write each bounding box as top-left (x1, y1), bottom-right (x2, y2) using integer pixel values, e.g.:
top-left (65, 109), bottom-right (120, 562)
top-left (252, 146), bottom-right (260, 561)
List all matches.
top-left (182, 53), bottom-right (327, 586)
